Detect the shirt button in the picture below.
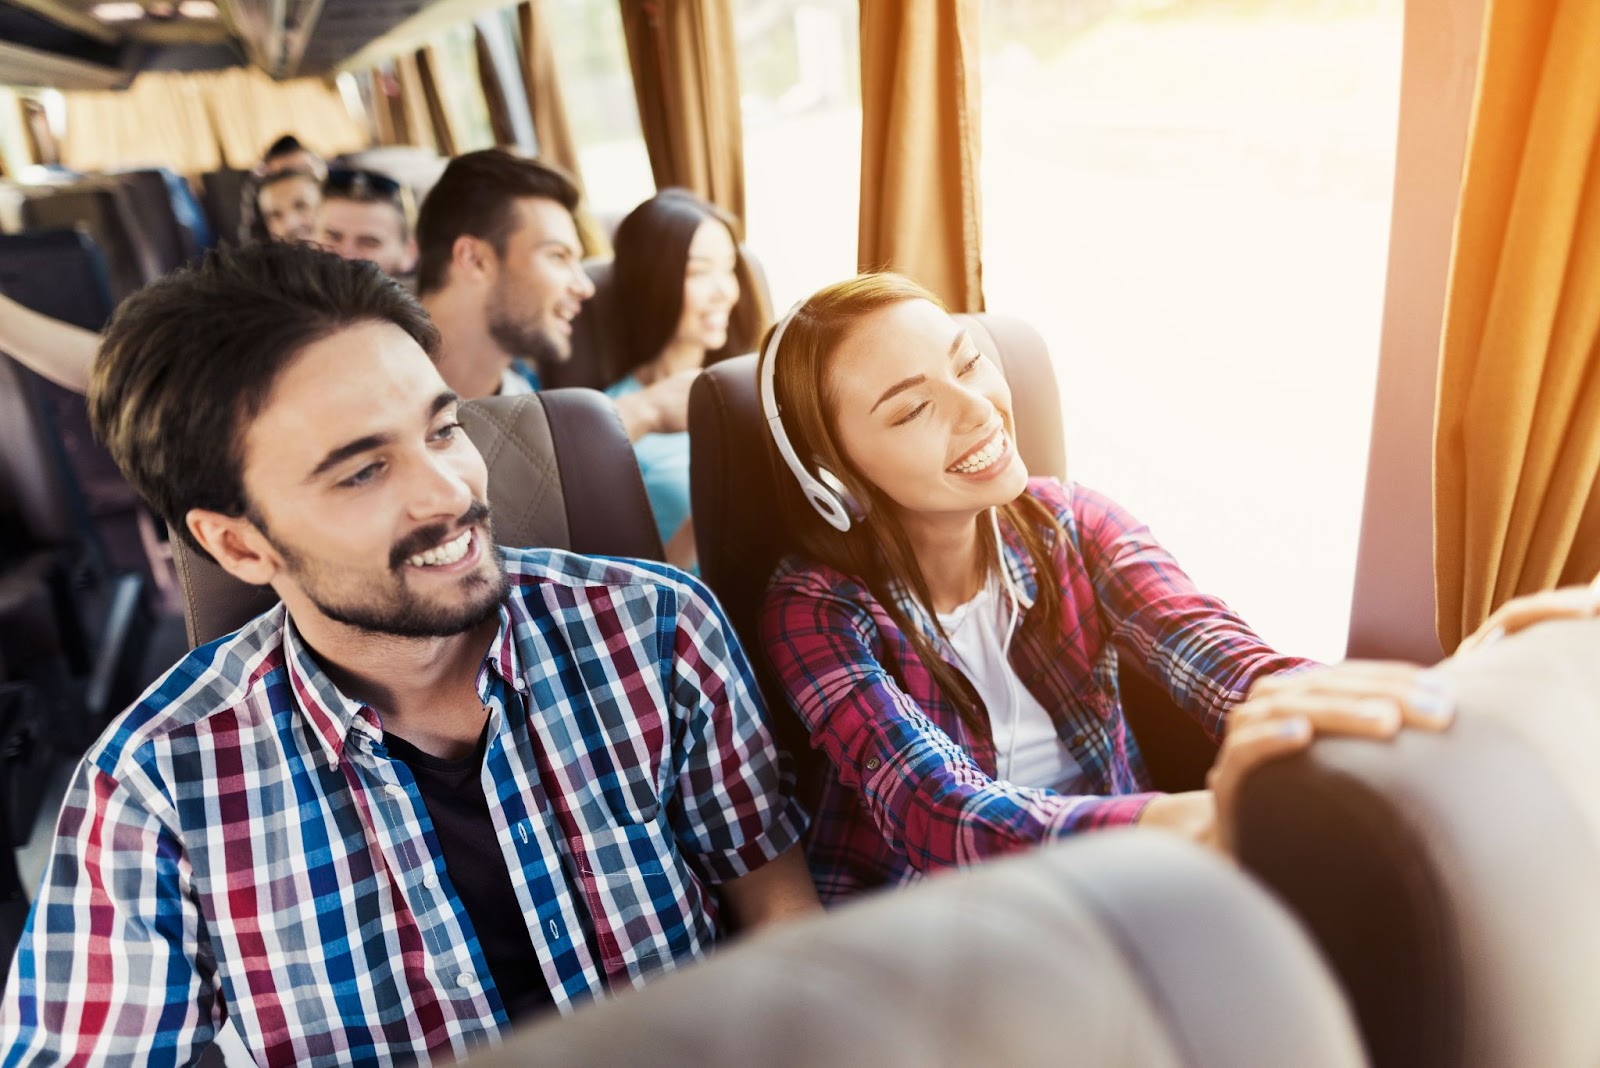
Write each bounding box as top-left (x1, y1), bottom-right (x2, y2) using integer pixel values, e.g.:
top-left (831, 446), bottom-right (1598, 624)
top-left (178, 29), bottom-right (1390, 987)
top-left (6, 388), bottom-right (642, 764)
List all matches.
top-left (457, 972), bottom-right (476, 989)
top-left (385, 784), bottom-right (406, 799)
top-left (864, 757), bottom-right (881, 771)
top-left (423, 873), bottom-right (440, 890)
top-left (513, 678), bottom-right (527, 692)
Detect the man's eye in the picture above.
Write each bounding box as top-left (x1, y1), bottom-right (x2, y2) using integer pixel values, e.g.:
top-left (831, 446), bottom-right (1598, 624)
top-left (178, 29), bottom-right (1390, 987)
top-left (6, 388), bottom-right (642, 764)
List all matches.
top-left (431, 421), bottom-right (463, 442)
top-left (340, 462), bottom-right (383, 488)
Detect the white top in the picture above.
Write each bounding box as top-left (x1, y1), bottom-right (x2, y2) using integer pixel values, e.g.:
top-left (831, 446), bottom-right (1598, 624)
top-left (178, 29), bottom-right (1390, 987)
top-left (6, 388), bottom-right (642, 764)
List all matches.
top-left (498, 366), bottom-right (534, 396)
top-left (936, 577), bottom-right (1087, 793)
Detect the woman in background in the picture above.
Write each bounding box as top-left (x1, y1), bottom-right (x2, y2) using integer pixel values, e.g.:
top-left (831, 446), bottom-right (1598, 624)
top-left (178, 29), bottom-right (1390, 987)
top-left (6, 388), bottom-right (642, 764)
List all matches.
top-left (605, 189), bottom-right (753, 570)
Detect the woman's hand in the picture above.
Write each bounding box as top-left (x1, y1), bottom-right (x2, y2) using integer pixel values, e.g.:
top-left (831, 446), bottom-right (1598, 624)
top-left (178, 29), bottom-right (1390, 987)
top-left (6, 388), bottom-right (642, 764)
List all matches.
top-left (1456, 577), bottom-right (1600, 655)
top-left (1204, 662), bottom-right (1455, 853)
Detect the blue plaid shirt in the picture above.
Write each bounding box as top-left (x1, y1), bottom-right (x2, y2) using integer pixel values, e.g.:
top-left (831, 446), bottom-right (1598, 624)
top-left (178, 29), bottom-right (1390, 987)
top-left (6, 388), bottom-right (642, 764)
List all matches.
top-left (2, 548), bottom-right (806, 1065)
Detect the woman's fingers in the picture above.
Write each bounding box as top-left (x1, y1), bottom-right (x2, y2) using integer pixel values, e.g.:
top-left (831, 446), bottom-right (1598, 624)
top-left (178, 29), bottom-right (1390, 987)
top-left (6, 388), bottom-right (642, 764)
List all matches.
top-left (1238, 663), bottom-right (1453, 733)
top-left (1458, 584), bottom-right (1600, 655)
top-left (1209, 716), bottom-right (1313, 796)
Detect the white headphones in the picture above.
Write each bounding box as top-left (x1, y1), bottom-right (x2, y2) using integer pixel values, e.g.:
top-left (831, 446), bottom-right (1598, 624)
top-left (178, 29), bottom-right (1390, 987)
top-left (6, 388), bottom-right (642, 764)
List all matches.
top-left (759, 298), bottom-right (866, 532)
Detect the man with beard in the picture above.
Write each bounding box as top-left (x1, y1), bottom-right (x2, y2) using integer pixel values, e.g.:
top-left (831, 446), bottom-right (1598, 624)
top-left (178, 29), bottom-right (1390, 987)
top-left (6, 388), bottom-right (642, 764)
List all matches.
top-left (1, 244), bottom-right (816, 1064)
top-left (414, 150), bottom-right (694, 441)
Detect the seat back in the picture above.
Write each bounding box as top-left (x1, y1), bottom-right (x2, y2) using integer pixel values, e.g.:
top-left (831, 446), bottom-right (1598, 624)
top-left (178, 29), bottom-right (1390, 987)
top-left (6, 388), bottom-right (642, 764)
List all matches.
top-left (471, 831), bottom-right (1368, 1068)
top-left (20, 183), bottom-right (154, 301)
top-left (110, 171), bottom-right (191, 277)
top-left (200, 169), bottom-right (250, 248)
top-left (551, 247), bottom-right (774, 391)
top-left (1232, 618), bottom-right (1600, 1068)
top-left (173, 388), bottom-right (664, 647)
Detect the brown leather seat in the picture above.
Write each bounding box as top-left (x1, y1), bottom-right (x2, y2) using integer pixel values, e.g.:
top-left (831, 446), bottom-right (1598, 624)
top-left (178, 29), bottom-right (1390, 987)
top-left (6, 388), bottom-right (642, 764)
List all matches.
top-left (686, 314), bottom-right (1217, 792)
top-left (549, 249), bottom-right (774, 392)
top-left (173, 388), bottom-right (664, 647)
top-left (471, 831), bottom-right (1368, 1068)
top-left (1231, 618), bottom-right (1600, 1068)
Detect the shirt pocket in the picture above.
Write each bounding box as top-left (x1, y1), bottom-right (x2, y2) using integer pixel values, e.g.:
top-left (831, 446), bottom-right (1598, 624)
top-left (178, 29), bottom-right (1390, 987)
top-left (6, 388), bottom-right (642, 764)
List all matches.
top-left (572, 820), bottom-right (701, 988)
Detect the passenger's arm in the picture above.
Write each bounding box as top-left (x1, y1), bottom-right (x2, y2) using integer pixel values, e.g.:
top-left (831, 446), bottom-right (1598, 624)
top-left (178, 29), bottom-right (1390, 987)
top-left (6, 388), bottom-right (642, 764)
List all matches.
top-left (1069, 482), bottom-right (1318, 740)
top-left (665, 574), bottom-right (817, 917)
top-left (717, 846), bottom-right (819, 929)
top-left (760, 572), bottom-right (1156, 875)
top-left (611, 370), bottom-right (697, 442)
top-left (1, 761), bottom-right (223, 1063)
top-left (0, 290), bottom-right (99, 393)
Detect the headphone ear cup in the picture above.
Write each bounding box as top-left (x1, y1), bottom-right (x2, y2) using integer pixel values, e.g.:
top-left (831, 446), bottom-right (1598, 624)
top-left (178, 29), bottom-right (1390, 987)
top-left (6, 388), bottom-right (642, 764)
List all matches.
top-left (815, 466), bottom-right (867, 523)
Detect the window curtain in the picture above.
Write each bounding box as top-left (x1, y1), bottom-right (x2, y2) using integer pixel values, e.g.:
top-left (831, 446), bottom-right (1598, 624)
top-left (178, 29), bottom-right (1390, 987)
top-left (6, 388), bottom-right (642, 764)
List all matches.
top-left (414, 47), bottom-right (459, 157)
top-left (393, 55), bottom-right (442, 153)
top-left (475, 26), bottom-right (517, 148)
top-left (1434, 0), bottom-right (1600, 651)
top-left (857, 0), bottom-right (984, 312)
top-left (60, 69), bottom-right (366, 174)
top-left (618, 0), bottom-right (746, 229)
top-left (517, 0), bottom-right (583, 180)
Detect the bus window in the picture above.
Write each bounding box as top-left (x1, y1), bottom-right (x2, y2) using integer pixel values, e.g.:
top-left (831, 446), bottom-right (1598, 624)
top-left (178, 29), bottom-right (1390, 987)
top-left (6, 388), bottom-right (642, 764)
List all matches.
top-left (980, 0), bottom-right (1403, 661)
top-left (733, 0), bottom-right (862, 310)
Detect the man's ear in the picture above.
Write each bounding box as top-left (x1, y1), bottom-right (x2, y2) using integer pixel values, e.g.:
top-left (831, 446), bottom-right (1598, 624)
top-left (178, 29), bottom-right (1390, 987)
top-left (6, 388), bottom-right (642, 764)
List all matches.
top-left (452, 235), bottom-right (491, 282)
top-left (186, 509), bottom-right (282, 586)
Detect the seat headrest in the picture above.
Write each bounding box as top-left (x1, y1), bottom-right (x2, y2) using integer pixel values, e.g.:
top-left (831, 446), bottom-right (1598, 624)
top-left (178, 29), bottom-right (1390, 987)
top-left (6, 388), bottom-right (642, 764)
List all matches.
top-left (1233, 618), bottom-right (1600, 1068)
top-left (172, 388), bottom-right (663, 648)
top-left (467, 831), bottom-right (1366, 1068)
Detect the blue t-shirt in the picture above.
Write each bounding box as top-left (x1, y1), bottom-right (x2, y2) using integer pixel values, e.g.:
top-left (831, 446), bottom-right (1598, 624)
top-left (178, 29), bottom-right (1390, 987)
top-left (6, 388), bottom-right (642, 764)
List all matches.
top-left (605, 373), bottom-right (691, 554)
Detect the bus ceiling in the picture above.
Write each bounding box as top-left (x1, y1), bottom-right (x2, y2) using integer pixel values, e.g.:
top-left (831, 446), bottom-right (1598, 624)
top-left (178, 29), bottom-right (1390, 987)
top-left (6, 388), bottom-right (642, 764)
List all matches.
top-left (0, 0), bottom-right (477, 88)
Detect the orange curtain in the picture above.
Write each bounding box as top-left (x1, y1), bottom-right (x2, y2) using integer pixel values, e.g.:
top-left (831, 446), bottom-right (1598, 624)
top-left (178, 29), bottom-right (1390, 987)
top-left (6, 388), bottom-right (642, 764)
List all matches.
top-left (1434, 0), bottom-right (1600, 650)
top-left (475, 26), bottom-right (517, 148)
top-left (618, 0), bottom-right (746, 229)
top-left (414, 48), bottom-right (459, 157)
top-left (857, 0), bottom-right (984, 312)
top-left (518, 0), bottom-right (583, 181)
top-left (393, 54), bottom-right (441, 152)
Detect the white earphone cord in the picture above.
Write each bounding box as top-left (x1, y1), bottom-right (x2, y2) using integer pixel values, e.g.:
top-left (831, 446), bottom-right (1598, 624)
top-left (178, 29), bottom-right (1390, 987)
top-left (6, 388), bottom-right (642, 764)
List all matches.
top-left (991, 506), bottom-right (1025, 783)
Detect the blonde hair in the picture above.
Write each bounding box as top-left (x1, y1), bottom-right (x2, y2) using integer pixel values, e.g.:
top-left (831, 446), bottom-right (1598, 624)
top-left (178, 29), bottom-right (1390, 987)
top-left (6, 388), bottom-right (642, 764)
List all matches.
top-left (760, 273), bottom-right (1065, 743)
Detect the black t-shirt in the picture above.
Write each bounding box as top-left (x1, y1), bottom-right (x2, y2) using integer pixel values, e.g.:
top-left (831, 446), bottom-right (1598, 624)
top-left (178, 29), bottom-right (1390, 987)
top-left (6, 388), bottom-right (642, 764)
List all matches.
top-left (384, 725), bottom-right (553, 1022)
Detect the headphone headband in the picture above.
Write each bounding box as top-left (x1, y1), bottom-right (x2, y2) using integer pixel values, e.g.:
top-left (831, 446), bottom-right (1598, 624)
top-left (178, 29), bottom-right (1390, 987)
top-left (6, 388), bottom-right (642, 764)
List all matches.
top-left (759, 297), bottom-right (861, 532)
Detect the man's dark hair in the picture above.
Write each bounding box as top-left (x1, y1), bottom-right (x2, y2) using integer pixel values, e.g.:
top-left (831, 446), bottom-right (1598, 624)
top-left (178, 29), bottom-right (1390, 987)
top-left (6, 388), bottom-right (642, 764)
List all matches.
top-left (89, 243), bottom-right (439, 559)
top-left (263, 134), bottom-right (307, 162)
top-left (415, 150), bottom-right (581, 297)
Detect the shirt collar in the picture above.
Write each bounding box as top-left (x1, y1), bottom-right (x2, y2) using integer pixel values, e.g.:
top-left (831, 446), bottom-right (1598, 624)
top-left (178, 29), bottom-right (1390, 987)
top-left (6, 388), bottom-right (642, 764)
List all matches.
top-left (883, 511), bottom-right (1040, 656)
top-left (283, 601), bottom-right (522, 768)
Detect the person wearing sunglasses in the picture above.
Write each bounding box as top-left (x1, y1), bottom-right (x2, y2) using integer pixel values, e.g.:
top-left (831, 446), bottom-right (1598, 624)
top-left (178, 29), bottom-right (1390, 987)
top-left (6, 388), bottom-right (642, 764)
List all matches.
top-left (317, 167), bottom-right (419, 281)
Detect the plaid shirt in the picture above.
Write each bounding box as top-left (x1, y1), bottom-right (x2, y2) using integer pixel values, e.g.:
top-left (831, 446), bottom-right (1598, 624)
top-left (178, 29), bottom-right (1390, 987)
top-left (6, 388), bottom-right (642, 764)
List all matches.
top-left (3, 548), bottom-right (805, 1066)
top-left (761, 478), bottom-right (1312, 903)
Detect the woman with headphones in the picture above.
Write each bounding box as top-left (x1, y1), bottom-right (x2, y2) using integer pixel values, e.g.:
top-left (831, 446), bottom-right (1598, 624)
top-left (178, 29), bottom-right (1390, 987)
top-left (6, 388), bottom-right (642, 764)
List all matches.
top-left (757, 273), bottom-right (1457, 904)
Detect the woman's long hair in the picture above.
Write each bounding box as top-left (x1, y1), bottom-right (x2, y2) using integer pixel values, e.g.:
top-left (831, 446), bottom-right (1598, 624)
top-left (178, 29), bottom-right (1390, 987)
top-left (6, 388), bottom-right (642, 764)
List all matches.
top-left (760, 273), bottom-right (1065, 745)
top-left (609, 189), bottom-right (767, 382)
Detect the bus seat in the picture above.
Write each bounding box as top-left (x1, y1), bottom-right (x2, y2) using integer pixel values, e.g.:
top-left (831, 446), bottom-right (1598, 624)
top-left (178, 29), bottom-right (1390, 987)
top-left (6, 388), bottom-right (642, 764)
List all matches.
top-left (469, 831), bottom-right (1368, 1068)
top-left (171, 388), bottom-right (664, 648)
top-left (687, 314), bottom-right (1217, 794)
top-left (110, 171), bottom-right (193, 277)
top-left (551, 246), bottom-right (774, 392)
top-left (200, 169), bottom-right (250, 249)
top-left (1231, 617), bottom-right (1600, 1068)
top-left (19, 183), bottom-right (150, 302)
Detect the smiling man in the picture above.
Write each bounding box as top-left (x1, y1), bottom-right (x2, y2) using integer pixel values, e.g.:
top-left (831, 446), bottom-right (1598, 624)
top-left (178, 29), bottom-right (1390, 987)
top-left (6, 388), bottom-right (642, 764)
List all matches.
top-left (0, 244), bottom-right (815, 1064)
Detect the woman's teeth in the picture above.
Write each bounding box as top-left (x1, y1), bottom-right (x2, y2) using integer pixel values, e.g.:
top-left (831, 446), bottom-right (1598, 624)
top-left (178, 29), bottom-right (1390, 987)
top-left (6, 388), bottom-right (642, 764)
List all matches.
top-left (949, 432), bottom-right (1008, 475)
top-left (408, 529), bottom-right (472, 568)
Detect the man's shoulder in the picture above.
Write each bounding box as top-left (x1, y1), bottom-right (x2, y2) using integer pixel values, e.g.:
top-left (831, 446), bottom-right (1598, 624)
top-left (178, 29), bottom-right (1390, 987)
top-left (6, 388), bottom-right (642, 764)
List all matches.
top-left (502, 545), bottom-right (706, 601)
top-left (87, 608), bottom-right (290, 779)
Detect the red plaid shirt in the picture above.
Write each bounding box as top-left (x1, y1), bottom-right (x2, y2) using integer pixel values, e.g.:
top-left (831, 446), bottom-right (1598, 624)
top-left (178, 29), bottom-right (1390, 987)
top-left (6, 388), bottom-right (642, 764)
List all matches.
top-left (761, 478), bottom-right (1312, 903)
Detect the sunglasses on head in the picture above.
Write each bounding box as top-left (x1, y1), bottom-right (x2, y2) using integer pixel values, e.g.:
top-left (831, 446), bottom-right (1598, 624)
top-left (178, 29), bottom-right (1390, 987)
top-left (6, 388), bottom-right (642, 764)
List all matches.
top-left (324, 167), bottom-right (404, 201)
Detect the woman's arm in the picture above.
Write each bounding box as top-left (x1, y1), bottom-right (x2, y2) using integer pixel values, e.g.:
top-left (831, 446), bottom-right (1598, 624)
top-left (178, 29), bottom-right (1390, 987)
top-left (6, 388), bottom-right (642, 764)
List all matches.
top-left (761, 571), bottom-right (1156, 874)
top-left (1069, 482), bottom-right (1316, 739)
top-left (0, 291), bottom-right (99, 393)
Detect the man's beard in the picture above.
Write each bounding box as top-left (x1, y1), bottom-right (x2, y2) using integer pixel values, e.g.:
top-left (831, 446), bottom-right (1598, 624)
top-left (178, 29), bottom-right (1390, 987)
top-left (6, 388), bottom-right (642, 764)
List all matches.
top-left (265, 501), bottom-right (510, 639)
top-left (486, 280), bottom-right (565, 366)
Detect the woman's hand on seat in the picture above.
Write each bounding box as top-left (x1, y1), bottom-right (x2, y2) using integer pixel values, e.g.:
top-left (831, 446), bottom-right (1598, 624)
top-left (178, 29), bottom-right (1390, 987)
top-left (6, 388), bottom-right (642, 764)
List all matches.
top-left (1455, 578), bottom-right (1600, 655)
top-left (1206, 662), bottom-right (1455, 853)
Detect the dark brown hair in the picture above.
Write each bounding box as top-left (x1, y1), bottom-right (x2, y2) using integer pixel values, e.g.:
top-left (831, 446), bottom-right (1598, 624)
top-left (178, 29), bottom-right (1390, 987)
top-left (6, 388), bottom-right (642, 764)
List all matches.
top-left (414, 149), bottom-right (581, 296)
top-left (609, 188), bottom-right (765, 379)
top-left (760, 273), bottom-right (1065, 743)
top-left (89, 242), bottom-right (438, 559)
